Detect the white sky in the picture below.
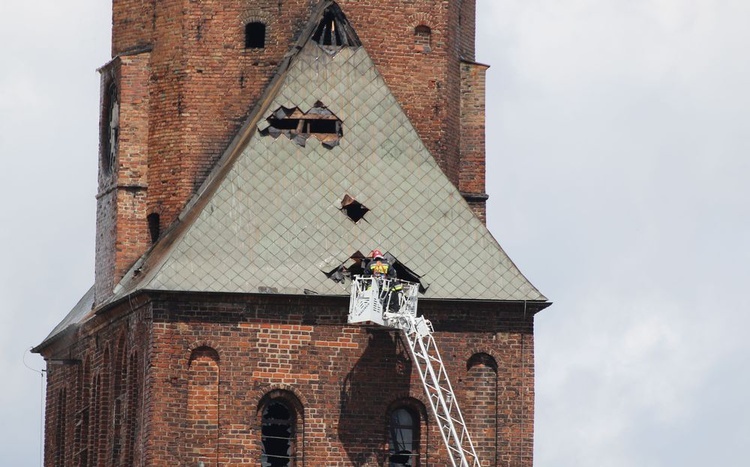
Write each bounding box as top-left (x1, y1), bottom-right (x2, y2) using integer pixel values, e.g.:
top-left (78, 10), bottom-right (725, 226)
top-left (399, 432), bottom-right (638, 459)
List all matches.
top-left (2, 0), bottom-right (749, 465)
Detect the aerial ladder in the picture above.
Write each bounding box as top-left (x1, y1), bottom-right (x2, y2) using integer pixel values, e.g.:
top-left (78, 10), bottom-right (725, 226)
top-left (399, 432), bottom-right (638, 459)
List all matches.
top-left (348, 276), bottom-right (481, 467)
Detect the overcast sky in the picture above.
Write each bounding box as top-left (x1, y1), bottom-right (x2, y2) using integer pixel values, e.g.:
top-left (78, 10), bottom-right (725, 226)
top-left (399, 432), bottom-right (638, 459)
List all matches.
top-left (2, 0), bottom-right (749, 465)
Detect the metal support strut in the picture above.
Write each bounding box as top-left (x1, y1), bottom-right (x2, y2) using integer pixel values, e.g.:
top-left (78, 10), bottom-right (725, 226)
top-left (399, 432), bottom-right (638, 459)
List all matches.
top-left (348, 276), bottom-right (481, 467)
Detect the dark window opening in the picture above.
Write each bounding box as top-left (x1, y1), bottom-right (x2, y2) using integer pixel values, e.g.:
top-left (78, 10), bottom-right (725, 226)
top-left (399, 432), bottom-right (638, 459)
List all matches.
top-left (261, 400), bottom-right (295, 467)
top-left (147, 213), bottom-right (160, 244)
top-left (341, 194), bottom-right (369, 223)
top-left (312, 5), bottom-right (362, 48)
top-left (102, 82), bottom-right (119, 175)
top-left (245, 22), bottom-right (266, 49)
top-left (415, 25), bottom-right (432, 53)
top-left (389, 407), bottom-right (419, 467)
top-left (261, 102), bottom-right (343, 148)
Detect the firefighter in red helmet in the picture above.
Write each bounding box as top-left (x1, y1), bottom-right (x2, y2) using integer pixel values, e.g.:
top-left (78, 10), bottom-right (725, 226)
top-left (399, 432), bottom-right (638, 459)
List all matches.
top-left (364, 249), bottom-right (401, 312)
top-left (366, 249), bottom-right (395, 279)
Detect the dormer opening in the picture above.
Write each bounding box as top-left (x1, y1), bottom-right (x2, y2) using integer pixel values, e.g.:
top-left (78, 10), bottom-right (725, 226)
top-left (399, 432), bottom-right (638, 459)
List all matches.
top-left (245, 21), bottom-right (266, 49)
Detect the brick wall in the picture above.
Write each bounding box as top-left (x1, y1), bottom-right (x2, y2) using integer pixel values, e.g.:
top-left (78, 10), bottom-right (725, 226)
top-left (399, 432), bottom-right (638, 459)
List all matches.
top-left (41, 293), bottom-right (536, 466)
top-left (460, 60), bottom-right (489, 222)
top-left (95, 52), bottom-right (151, 304)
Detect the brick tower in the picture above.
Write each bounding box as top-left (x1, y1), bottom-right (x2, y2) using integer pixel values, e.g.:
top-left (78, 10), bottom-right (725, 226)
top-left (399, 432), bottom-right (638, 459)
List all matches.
top-left (35, 1), bottom-right (549, 466)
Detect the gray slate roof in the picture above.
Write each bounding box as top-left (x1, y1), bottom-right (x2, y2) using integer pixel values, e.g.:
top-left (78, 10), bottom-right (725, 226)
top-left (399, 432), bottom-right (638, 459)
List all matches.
top-left (39, 286), bottom-right (95, 346)
top-left (113, 41), bottom-right (545, 302)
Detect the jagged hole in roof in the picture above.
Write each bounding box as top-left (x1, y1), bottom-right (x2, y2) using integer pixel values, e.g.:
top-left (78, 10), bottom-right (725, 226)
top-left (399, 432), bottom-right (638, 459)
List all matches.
top-left (260, 102), bottom-right (343, 148)
top-left (312, 5), bottom-right (362, 47)
top-left (341, 194), bottom-right (369, 223)
top-left (325, 251), bottom-right (426, 293)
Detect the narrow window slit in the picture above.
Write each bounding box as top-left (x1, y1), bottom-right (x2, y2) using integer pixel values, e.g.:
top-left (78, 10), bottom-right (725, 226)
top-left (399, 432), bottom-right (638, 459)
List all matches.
top-left (147, 213), bottom-right (160, 243)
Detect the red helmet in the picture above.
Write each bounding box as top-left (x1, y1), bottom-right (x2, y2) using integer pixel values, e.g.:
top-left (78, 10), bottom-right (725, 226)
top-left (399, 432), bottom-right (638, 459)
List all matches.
top-left (370, 249), bottom-right (384, 259)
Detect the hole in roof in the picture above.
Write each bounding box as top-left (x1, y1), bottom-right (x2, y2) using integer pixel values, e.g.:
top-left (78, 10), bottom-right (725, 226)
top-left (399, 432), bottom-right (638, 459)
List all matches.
top-left (341, 194), bottom-right (369, 223)
top-left (324, 264), bottom-right (348, 284)
top-left (312, 4), bottom-right (362, 48)
top-left (323, 250), bottom-right (428, 293)
top-left (260, 102), bottom-right (343, 148)
top-left (324, 251), bottom-right (366, 284)
top-left (379, 252), bottom-right (429, 293)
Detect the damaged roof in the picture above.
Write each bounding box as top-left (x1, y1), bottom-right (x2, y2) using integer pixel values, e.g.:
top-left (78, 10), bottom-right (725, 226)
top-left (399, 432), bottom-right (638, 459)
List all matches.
top-left (41, 1), bottom-right (546, 346)
top-left (112, 18), bottom-right (544, 302)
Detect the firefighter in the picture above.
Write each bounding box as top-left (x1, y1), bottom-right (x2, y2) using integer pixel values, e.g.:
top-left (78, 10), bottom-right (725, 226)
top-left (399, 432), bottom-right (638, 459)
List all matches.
top-left (364, 250), bottom-right (401, 312)
top-left (365, 249), bottom-right (395, 279)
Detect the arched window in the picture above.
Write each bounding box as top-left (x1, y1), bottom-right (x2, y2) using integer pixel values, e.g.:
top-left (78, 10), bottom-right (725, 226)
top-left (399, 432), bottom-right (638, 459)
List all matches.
top-left (187, 347), bottom-right (219, 463)
top-left (466, 352), bottom-right (498, 373)
top-left (388, 407), bottom-right (419, 466)
top-left (259, 391), bottom-right (302, 467)
top-left (245, 21), bottom-right (266, 49)
top-left (414, 25), bottom-right (432, 53)
top-left (466, 353), bottom-right (498, 463)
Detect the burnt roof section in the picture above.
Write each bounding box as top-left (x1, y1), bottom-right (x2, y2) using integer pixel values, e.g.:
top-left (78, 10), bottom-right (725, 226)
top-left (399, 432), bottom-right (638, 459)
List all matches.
top-left (312, 3), bottom-right (362, 47)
